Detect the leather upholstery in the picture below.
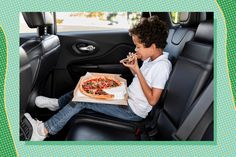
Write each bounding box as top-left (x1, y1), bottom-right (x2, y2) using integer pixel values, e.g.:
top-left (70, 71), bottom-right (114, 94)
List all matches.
top-left (66, 117), bottom-right (140, 141)
top-left (34, 35), bottom-right (60, 85)
top-left (21, 39), bottom-right (43, 84)
top-left (156, 21), bottom-right (213, 140)
top-left (20, 47), bottom-right (32, 117)
top-left (181, 12), bottom-right (206, 27)
top-left (164, 12), bottom-right (207, 64)
top-left (22, 12), bottom-right (45, 28)
top-left (21, 35), bottom-right (60, 86)
top-left (194, 21), bottom-right (213, 44)
top-left (20, 47), bottom-right (30, 67)
top-left (164, 28), bottom-right (195, 63)
top-left (65, 110), bottom-right (146, 140)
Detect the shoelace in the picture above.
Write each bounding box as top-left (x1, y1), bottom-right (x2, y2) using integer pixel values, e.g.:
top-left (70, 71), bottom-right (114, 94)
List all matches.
top-left (35, 119), bottom-right (47, 137)
top-left (36, 120), bottom-right (43, 126)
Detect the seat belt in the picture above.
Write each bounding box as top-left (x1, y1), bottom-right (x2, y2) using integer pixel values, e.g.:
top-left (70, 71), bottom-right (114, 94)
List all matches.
top-left (172, 80), bottom-right (213, 141)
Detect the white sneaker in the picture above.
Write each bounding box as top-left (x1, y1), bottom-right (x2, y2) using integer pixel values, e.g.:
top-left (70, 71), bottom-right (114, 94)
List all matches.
top-left (35, 96), bottom-right (59, 111)
top-left (24, 113), bottom-right (46, 141)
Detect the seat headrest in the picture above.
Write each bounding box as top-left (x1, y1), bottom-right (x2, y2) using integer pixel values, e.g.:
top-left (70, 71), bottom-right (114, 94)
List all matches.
top-left (22, 12), bottom-right (53, 28)
top-left (180, 12), bottom-right (206, 28)
top-left (43, 12), bottom-right (53, 25)
top-left (179, 12), bottom-right (189, 22)
top-left (194, 21), bottom-right (213, 44)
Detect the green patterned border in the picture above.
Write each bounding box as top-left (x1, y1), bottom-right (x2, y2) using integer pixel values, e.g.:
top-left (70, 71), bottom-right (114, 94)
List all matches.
top-left (0, 0), bottom-right (235, 156)
top-left (0, 28), bottom-right (16, 156)
top-left (217, 0), bottom-right (236, 108)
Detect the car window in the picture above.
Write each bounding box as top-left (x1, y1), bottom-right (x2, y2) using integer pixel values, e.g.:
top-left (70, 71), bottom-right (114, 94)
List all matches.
top-left (56, 12), bottom-right (141, 32)
top-left (19, 13), bottom-right (37, 33)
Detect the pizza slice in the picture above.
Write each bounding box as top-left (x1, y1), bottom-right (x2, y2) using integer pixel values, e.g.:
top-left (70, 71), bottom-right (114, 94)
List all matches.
top-left (120, 52), bottom-right (141, 64)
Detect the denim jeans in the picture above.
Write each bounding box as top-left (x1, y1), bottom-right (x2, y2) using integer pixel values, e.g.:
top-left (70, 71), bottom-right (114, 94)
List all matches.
top-left (44, 91), bottom-right (143, 135)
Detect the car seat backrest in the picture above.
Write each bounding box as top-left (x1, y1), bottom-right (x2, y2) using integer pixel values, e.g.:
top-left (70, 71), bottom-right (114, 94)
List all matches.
top-left (164, 28), bottom-right (195, 64)
top-left (157, 21), bottom-right (213, 140)
top-left (21, 12), bottom-right (60, 109)
top-left (164, 12), bottom-right (207, 64)
top-left (180, 12), bottom-right (207, 28)
top-left (21, 38), bottom-right (43, 84)
top-left (194, 21), bottom-right (213, 44)
top-left (21, 12), bottom-right (60, 88)
top-left (20, 47), bottom-right (33, 117)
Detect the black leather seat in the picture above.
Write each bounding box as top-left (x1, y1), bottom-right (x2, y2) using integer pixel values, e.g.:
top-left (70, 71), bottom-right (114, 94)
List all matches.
top-left (20, 12), bottom-right (60, 111)
top-left (20, 47), bottom-right (33, 118)
top-left (154, 21), bottom-right (213, 140)
top-left (65, 21), bottom-right (213, 141)
top-left (66, 120), bottom-right (140, 141)
top-left (164, 12), bottom-right (206, 64)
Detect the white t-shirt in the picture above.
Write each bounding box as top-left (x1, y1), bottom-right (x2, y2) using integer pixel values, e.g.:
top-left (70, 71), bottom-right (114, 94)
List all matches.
top-left (128, 52), bottom-right (172, 118)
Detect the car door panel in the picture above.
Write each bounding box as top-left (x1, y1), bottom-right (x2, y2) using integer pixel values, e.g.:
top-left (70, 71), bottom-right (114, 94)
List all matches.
top-left (51, 30), bottom-right (135, 97)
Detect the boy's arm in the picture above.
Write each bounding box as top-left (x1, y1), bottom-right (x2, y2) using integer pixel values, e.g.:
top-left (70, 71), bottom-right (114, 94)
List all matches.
top-left (130, 69), bottom-right (135, 76)
top-left (135, 70), bottom-right (163, 106)
top-left (122, 56), bottom-right (162, 106)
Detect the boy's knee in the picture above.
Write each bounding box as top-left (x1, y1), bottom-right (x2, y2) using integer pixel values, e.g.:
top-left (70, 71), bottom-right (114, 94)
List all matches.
top-left (68, 101), bottom-right (77, 108)
top-left (68, 101), bottom-right (86, 110)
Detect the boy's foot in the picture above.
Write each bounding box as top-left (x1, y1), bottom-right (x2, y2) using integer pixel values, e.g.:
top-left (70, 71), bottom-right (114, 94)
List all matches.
top-left (35, 96), bottom-right (59, 111)
top-left (24, 113), bottom-right (47, 141)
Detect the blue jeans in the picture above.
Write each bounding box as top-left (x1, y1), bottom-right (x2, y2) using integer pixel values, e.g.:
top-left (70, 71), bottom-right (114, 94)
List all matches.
top-left (44, 91), bottom-right (143, 135)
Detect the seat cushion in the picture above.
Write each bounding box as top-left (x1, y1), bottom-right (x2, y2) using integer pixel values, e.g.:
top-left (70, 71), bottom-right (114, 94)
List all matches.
top-left (66, 121), bottom-right (140, 141)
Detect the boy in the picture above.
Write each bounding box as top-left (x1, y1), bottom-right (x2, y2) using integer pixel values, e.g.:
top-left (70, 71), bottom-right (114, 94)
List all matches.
top-left (24, 16), bottom-right (172, 141)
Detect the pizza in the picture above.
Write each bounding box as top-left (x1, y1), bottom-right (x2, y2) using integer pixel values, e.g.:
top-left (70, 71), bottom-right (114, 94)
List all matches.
top-left (120, 52), bottom-right (140, 64)
top-left (79, 76), bottom-right (122, 99)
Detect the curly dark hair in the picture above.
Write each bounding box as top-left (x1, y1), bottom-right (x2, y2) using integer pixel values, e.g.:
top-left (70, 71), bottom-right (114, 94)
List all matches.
top-left (129, 16), bottom-right (168, 49)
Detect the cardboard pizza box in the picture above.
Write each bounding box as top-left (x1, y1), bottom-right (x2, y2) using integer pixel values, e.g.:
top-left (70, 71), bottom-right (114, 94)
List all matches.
top-left (72, 72), bottom-right (128, 105)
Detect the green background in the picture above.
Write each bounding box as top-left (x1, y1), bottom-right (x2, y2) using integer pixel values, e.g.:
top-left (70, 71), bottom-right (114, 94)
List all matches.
top-left (0, 0), bottom-right (235, 156)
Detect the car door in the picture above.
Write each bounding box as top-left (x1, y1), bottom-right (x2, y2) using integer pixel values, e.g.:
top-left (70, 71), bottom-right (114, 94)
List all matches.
top-left (43, 12), bottom-right (141, 98)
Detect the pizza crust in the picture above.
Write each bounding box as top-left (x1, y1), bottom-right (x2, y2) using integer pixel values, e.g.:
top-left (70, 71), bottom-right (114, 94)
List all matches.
top-left (120, 52), bottom-right (141, 64)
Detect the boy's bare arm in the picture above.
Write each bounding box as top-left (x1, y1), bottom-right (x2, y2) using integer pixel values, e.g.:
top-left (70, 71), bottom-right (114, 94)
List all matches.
top-left (122, 56), bottom-right (162, 106)
top-left (135, 70), bottom-right (162, 106)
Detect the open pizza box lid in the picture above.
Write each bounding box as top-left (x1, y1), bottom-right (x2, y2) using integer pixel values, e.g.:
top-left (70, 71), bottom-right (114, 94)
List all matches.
top-left (72, 72), bottom-right (128, 105)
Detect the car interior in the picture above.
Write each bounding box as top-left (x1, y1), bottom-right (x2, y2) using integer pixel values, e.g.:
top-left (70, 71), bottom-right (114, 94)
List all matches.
top-left (20, 12), bottom-right (213, 141)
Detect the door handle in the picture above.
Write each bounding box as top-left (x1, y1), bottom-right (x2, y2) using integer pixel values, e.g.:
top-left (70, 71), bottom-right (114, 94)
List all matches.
top-left (72, 39), bottom-right (98, 55)
top-left (79, 45), bottom-right (96, 52)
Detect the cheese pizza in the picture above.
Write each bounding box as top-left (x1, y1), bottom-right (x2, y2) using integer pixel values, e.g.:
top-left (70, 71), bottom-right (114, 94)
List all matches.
top-left (79, 76), bottom-right (122, 99)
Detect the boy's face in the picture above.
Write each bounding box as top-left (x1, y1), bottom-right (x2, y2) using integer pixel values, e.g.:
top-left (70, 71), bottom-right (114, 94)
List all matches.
top-left (132, 35), bottom-right (153, 61)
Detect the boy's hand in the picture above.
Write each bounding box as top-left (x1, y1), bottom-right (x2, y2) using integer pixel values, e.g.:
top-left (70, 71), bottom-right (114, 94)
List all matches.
top-left (122, 55), bottom-right (140, 74)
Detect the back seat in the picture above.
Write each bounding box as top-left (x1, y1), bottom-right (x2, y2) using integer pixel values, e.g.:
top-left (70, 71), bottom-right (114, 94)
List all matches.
top-left (164, 12), bottom-right (206, 64)
top-left (154, 21), bottom-right (213, 140)
top-left (64, 21), bottom-right (213, 141)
